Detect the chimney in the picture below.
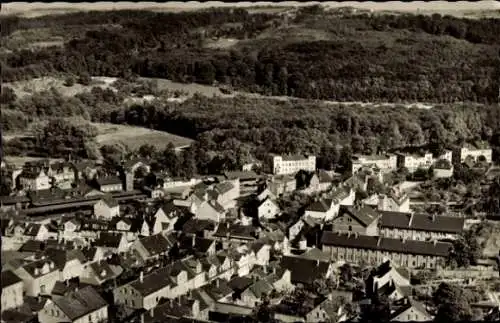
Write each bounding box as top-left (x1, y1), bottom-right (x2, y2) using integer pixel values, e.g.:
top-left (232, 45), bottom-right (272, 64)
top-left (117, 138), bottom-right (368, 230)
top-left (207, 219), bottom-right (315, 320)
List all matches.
top-left (433, 240), bottom-right (437, 246)
top-left (432, 213), bottom-right (436, 222)
top-left (316, 259), bottom-right (320, 266)
top-left (273, 267), bottom-right (276, 275)
top-left (139, 271), bottom-right (144, 283)
top-left (192, 234), bottom-right (196, 248)
top-left (263, 264), bottom-right (268, 274)
top-left (150, 307), bottom-right (154, 317)
top-left (216, 279), bottom-right (220, 288)
top-left (177, 296), bottom-right (181, 305)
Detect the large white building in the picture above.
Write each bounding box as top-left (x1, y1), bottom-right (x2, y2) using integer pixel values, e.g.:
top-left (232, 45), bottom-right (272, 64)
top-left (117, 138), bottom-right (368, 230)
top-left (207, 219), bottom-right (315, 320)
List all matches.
top-left (396, 150), bottom-right (452, 173)
top-left (272, 155), bottom-right (316, 175)
top-left (460, 147), bottom-right (493, 164)
top-left (351, 154), bottom-right (398, 174)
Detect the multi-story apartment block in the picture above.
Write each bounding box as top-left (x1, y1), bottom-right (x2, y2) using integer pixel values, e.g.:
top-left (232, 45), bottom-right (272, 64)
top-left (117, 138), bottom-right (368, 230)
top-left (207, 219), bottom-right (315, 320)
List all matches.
top-left (351, 154), bottom-right (398, 174)
top-left (379, 212), bottom-right (465, 241)
top-left (397, 150), bottom-right (453, 173)
top-left (272, 155), bottom-right (316, 175)
top-left (321, 232), bottom-right (452, 269)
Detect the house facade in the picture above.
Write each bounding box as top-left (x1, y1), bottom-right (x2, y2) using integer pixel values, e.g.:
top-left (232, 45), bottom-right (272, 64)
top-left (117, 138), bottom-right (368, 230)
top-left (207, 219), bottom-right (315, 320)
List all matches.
top-left (93, 196), bottom-right (120, 220)
top-left (379, 212), bottom-right (465, 241)
top-left (19, 169), bottom-right (51, 191)
top-left (352, 154), bottom-right (398, 174)
top-left (1, 270), bottom-right (24, 311)
top-left (321, 232), bottom-right (452, 269)
top-left (272, 155), bottom-right (316, 175)
top-left (38, 286), bottom-right (108, 323)
top-left (257, 198), bottom-right (281, 220)
top-left (14, 259), bottom-right (60, 296)
top-left (331, 206), bottom-right (379, 236)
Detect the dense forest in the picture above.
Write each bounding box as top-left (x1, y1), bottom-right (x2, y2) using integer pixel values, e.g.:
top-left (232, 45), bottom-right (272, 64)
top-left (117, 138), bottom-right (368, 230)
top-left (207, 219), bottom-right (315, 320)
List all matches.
top-left (2, 6), bottom-right (500, 103)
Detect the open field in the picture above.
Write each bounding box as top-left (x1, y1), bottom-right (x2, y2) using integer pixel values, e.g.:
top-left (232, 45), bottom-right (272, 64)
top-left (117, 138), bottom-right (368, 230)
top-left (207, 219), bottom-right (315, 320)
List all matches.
top-left (94, 123), bottom-right (194, 151)
top-left (4, 76), bottom-right (118, 99)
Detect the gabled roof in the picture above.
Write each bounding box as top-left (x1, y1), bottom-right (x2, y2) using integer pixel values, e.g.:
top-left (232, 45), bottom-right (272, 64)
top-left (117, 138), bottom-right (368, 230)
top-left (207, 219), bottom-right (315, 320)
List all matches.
top-left (338, 205), bottom-right (378, 227)
top-left (182, 219), bottom-right (216, 235)
top-left (21, 259), bottom-right (58, 277)
top-left (96, 176), bottom-right (122, 186)
top-left (98, 195), bottom-right (119, 208)
top-left (318, 170), bottom-right (334, 183)
top-left (137, 233), bottom-right (175, 257)
top-left (179, 236), bottom-right (215, 253)
top-left (44, 248), bottom-right (87, 269)
top-left (89, 261), bottom-right (122, 282)
top-left (1, 270), bottom-right (22, 289)
top-left (23, 223), bottom-right (44, 237)
top-left (143, 296), bottom-right (197, 321)
top-left (380, 211), bottom-right (465, 234)
top-left (52, 286), bottom-right (108, 321)
top-left (280, 255), bottom-right (330, 285)
top-left (203, 279), bottom-right (233, 301)
top-left (213, 223), bottom-right (257, 240)
top-left (321, 232), bottom-right (452, 257)
top-left (19, 240), bottom-right (44, 253)
top-left (94, 232), bottom-right (124, 248)
top-left (246, 278), bottom-right (274, 299)
top-left (390, 298), bottom-right (432, 321)
top-left (306, 199), bottom-right (333, 213)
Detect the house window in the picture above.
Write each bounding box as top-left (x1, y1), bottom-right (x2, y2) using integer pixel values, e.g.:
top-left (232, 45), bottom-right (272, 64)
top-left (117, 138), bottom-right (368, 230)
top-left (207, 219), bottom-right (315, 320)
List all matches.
top-left (40, 285), bottom-right (46, 294)
top-left (348, 226), bottom-right (352, 231)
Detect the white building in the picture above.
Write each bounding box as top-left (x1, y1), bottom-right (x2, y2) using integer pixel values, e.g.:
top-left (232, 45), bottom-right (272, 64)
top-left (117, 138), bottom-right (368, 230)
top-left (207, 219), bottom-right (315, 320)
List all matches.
top-left (272, 155), bottom-right (316, 175)
top-left (397, 150), bottom-right (453, 173)
top-left (38, 286), bottom-right (108, 323)
top-left (460, 147), bottom-right (493, 163)
top-left (1, 270), bottom-right (24, 311)
top-left (18, 169), bottom-right (51, 191)
top-left (352, 154), bottom-right (398, 174)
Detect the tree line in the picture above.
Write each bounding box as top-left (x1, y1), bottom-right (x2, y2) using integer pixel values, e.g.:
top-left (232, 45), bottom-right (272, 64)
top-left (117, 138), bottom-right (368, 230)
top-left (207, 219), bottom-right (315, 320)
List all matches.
top-left (1, 7), bottom-right (499, 103)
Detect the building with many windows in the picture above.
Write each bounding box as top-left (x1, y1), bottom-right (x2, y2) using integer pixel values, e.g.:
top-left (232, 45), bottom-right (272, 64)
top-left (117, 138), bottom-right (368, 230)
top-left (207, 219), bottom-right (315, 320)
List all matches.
top-left (272, 155), bottom-right (316, 175)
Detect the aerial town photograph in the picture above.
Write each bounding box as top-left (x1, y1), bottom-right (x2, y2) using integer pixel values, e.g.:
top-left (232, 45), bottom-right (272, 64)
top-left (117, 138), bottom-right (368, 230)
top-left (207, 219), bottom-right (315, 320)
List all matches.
top-left (0, 1), bottom-right (499, 322)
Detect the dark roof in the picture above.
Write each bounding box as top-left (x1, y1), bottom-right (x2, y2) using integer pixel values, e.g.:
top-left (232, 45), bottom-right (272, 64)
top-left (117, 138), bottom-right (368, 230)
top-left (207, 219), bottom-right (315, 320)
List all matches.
top-left (181, 219), bottom-right (216, 235)
top-left (228, 276), bottom-right (254, 292)
top-left (202, 279), bottom-right (233, 301)
top-left (1, 270), bottom-right (22, 289)
top-left (213, 223), bottom-right (257, 240)
top-left (96, 176), bottom-right (122, 186)
top-left (380, 211), bottom-right (465, 234)
top-left (179, 235), bottom-right (215, 253)
top-left (23, 223), bottom-right (43, 236)
top-left (280, 255), bottom-right (330, 285)
top-left (89, 261), bottom-right (119, 282)
top-left (20, 168), bottom-right (45, 179)
top-left (129, 264), bottom-right (180, 296)
top-left (321, 232), bottom-right (453, 257)
top-left (143, 296), bottom-right (196, 321)
top-left (21, 259), bottom-right (59, 277)
top-left (99, 195), bottom-right (119, 208)
top-left (44, 248), bottom-right (87, 269)
top-left (317, 170), bottom-right (334, 183)
top-left (306, 199), bottom-right (333, 213)
top-left (94, 232), bottom-right (124, 248)
top-left (390, 298), bottom-right (430, 321)
top-left (19, 240), bottom-right (44, 253)
top-left (53, 286), bottom-right (108, 321)
top-left (137, 233), bottom-right (174, 257)
top-left (338, 205), bottom-right (378, 227)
